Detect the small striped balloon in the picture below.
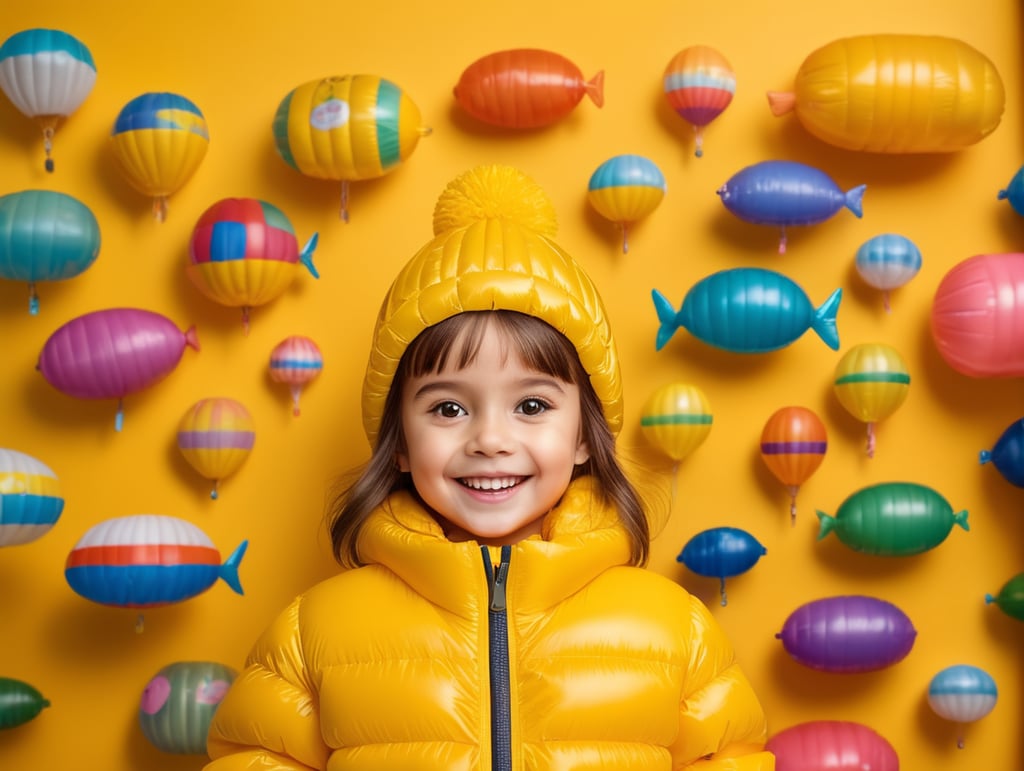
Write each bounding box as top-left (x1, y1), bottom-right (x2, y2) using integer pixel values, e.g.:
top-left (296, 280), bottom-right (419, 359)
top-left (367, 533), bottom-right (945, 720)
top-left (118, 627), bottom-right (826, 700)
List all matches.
top-left (759, 406), bottom-right (827, 524)
top-left (587, 155), bottom-right (666, 253)
top-left (177, 398), bottom-right (255, 499)
top-left (928, 664), bottom-right (998, 748)
top-left (833, 343), bottom-right (910, 458)
top-left (269, 335), bottom-right (324, 416)
top-left (0, 448), bottom-right (64, 547)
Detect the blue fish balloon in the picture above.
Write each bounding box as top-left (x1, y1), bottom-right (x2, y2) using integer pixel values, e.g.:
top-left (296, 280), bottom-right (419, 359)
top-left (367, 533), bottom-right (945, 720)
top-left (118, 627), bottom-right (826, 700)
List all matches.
top-left (653, 267), bottom-right (841, 353)
top-left (980, 417), bottom-right (1024, 488)
top-left (678, 526), bottom-right (766, 606)
top-left (717, 160), bottom-right (866, 253)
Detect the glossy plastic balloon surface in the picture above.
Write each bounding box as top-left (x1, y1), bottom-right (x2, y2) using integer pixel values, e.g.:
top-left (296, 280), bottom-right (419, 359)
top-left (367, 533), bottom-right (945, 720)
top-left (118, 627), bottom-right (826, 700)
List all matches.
top-left (0, 448), bottom-right (63, 547)
top-left (269, 335), bottom-right (324, 416)
top-left (110, 92), bottom-right (209, 221)
top-left (663, 45), bottom-right (735, 157)
top-left (777, 595), bottom-right (917, 672)
top-left (717, 160), bottom-right (865, 253)
top-left (767, 720), bottom-right (899, 771)
top-left (0, 677), bottom-right (50, 729)
top-left (759, 406), bottom-right (827, 523)
top-left (931, 252), bottom-right (1024, 378)
top-left (833, 342), bottom-right (910, 457)
top-left (177, 398), bottom-right (255, 499)
top-left (653, 268), bottom-right (841, 353)
top-left (817, 481), bottom-right (968, 556)
top-left (677, 526), bottom-right (766, 605)
top-left (586, 154), bottom-right (666, 253)
top-left (0, 189), bottom-right (101, 313)
top-left (139, 661), bottom-right (236, 754)
top-left (64, 514), bottom-right (246, 609)
top-left (998, 165), bottom-right (1024, 215)
top-left (985, 571), bottom-right (1024, 622)
top-left (855, 233), bottom-right (922, 311)
top-left (979, 417), bottom-right (1024, 487)
top-left (768, 34), bottom-right (1005, 153)
top-left (928, 664), bottom-right (997, 747)
top-left (453, 49), bottom-right (603, 129)
top-left (0, 28), bottom-right (96, 171)
top-left (640, 382), bottom-right (712, 463)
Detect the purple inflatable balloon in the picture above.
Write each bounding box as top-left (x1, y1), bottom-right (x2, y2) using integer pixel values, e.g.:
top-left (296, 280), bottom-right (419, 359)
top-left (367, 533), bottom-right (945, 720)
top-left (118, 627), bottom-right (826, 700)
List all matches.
top-left (38, 307), bottom-right (199, 430)
top-left (776, 595), bottom-right (916, 673)
top-left (717, 160), bottom-right (866, 254)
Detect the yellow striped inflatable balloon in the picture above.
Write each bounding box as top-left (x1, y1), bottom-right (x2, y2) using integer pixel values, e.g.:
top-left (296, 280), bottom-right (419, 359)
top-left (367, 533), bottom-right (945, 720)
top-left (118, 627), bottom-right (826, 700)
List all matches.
top-left (640, 382), bottom-right (713, 464)
top-left (768, 35), bottom-right (1004, 153)
top-left (177, 398), bottom-right (255, 500)
top-left (272, 75), bottom-right (431, 220)
top-left (833, 343), bottom-right (910, 457)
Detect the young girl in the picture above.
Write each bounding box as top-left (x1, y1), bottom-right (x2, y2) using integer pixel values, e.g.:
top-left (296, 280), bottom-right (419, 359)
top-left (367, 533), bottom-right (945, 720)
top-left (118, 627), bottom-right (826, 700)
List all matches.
top-left (204, 165), bottom-right (773, 770)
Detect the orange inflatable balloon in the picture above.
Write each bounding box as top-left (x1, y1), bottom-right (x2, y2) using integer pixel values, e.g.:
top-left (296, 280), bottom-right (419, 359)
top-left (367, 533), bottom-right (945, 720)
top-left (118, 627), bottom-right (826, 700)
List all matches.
top-left (759, 406), bottom-right (827, 524)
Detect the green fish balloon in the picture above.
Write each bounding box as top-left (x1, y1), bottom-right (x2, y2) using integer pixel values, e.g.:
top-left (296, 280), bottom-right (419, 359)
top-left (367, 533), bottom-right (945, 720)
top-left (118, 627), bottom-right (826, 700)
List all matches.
top-left (0, 677), bottom-right (49, 729)
top-left (817, 481), bottom-right (968, 556)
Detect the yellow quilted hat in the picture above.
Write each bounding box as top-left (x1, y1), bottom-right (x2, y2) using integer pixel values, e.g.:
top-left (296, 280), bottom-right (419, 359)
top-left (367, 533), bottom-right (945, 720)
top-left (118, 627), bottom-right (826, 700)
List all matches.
top-left (361, 164), bottom-right (622, 445)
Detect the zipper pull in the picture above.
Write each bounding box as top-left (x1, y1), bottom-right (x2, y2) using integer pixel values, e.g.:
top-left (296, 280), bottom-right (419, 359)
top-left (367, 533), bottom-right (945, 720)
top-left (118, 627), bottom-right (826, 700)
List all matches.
top-left (489, 545), bottom-right (511, 612)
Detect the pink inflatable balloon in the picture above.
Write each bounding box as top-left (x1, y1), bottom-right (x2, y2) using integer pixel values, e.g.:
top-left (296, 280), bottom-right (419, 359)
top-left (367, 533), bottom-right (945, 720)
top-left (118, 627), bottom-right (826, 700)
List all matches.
top-left (767, 720), bottom-right (899, 770)
top-left (38, 307), bottom-right (199, 430)
top-left (931, 253), bottom-right (1024, 377)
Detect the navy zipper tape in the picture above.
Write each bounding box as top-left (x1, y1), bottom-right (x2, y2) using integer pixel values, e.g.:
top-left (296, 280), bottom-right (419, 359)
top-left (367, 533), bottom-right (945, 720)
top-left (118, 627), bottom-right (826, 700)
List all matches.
top-left (483, 545), bottom-right (513, 771)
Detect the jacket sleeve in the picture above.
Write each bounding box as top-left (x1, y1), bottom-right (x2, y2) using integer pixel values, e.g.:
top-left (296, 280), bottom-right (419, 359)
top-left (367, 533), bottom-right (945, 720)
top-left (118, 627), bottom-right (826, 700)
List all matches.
top-left (671, 595), bottom-right (775, 770)
top-left (204, 596), bottom-right (330, 771)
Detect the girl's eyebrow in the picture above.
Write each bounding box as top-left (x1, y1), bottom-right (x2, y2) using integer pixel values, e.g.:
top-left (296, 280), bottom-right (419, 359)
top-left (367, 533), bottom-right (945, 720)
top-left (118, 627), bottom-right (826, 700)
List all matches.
top-left (411, 376), bottom-right (568, 401)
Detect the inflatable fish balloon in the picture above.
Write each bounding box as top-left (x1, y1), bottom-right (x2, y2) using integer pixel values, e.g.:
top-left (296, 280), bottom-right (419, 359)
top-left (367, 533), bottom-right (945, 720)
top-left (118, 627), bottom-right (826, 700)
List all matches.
top-left (985, 571), bottom-right (1024, 622)
top-left (717, 160), bottom-right (865, 253)
top-left (677, 526), bottom-right (765, 606)
top-left (854, 233), bottom-right (922, 312)
top-left (177, 398), bottom-right (255, 500)
top-left (998, 165), bottom-right (1024, 216)
top-left (759, 406), bottom-right (827, 524)
top-left (817, 481), bottom-right (968, 557)
top-left (931, 253), bottom-right (1024, 378)
top-left (833, 343), bottom-right (910, 457)
top-left (139, 661), bottom-right (236, 754)
top-left (453, 48), bottom-right (603, 130)
top-left (777, 594), bottom-right (917, 673)
top-left (110, 92), bottom-right (209, 222)
top-left (768, 35), bottom-right (1004, 153)
top-left (767, 721), bottom-right (899, 771)
top-left (0, 677), bottom-right (50, 729)
top-left (979, 417), bottom-right (1024, 488)
top-left (0, 448), bottom-right (64, 547)
top-left (652, 268), bottom-right (841, 353)
top-left (586, 154), bottom-right (666, 253)
top-left (928, 665), bottom-right (998, 748)
top-left (37, 307), bottom-right (199, 431)
top-left (273, 74), bottom-right (430, 221)
top-left (0, 189), bottom-right (101, 314)
top-left (663, 45), bottom-right (735, 158)
top-left (186, 198), bottom-right (319, 334)
top-left (0, 28), bottom-right (97, 172)
top-left (269, 335), bottom-right (324, 416)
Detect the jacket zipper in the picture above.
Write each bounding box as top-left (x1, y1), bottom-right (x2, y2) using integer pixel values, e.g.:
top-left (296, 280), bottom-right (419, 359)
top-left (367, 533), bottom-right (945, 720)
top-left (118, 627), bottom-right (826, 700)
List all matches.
top-left (483, 544), bottom-right (512, 771)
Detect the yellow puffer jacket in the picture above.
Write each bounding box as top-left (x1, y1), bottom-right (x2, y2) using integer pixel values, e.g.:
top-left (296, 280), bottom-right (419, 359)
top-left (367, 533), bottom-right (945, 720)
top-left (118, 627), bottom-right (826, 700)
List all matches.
top-left (205, 479), bottom-right (773, 770)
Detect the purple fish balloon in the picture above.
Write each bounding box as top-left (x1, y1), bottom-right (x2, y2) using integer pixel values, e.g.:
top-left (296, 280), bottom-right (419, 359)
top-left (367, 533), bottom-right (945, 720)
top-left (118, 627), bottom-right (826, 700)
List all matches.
top-left (717, 160), bottom-right (866, 253)
top-left (37, 307), bottom-right (199, 430)
top-left (777, 595), bottom-right (917, 673)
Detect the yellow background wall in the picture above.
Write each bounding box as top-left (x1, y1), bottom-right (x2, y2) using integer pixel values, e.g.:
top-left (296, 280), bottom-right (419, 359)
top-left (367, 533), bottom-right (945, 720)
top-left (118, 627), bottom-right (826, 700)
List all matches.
top-left (2, 0), bottom-right (1022, 768)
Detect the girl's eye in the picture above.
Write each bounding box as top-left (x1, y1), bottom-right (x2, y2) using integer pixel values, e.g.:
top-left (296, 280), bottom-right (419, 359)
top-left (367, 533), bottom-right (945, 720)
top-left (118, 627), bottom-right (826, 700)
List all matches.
top-left (518, 398), bottom-right (549, 416)
top-left (433, 401), bottom-right (466, 419)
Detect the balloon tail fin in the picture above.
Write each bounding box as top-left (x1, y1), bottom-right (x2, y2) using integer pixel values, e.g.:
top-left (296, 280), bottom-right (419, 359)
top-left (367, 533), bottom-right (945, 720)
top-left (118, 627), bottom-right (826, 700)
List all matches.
top-left (845, 184), bottom-right (867, 218)
top-left (586, 70), bottom-right (605, 108)
top-left (115, 400), bottom-right (124, 432)
top-left (866, 422), bottom-right (876, 458)
top-left (220, 540), bottom-right (249, 595)
top-left (28, 283), bottom-right (39, 315)
top-left (153, 196), bottom-right (168, 223)
top-left (300, 233), bottom-right (320, 278)
top-left (340, 181), bottom-right (350, 223)
top-left (811, 288), bottom-right (842, 350)
top-left (652, 289), bottom-right (680, 351)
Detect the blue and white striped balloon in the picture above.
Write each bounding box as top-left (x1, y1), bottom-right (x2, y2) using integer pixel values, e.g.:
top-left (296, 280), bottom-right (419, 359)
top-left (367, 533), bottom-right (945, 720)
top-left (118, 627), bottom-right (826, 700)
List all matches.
top-left (928, 664), bottom-right (998, 748)
top-left (854, 233), bottom-right (922, 311)
top-left (0, 448), bottom-right (64, 547)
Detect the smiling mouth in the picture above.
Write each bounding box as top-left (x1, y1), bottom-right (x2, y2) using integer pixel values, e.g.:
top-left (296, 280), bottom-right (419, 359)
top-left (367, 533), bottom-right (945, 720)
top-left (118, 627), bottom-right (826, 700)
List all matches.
top-left (458, 476), bottom-right (525, 491)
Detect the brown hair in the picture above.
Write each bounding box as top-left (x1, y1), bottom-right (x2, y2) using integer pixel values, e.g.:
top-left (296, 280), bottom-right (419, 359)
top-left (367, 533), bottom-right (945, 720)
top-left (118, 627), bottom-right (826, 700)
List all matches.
top-left (328, 311), bottom-right (649, 567)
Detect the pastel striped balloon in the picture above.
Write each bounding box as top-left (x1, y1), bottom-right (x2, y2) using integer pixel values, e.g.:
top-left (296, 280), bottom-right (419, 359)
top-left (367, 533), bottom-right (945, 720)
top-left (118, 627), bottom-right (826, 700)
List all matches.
top-left (663, 45), bottom-right (735, 157)
top-left (269, 335), bottom-right (323, 416)
top-left (855, 233), bottom-right (922, 311)
top-left (177, 398), bottom-right (254, 499)
top-left (587, 155), bottom-right (666, 253)
top-left (0, 448), bottom-right (63, 547)
top-left (928, 664), bottom-right (998, 748)
top-left (64, 514), bottom-right (246, 610)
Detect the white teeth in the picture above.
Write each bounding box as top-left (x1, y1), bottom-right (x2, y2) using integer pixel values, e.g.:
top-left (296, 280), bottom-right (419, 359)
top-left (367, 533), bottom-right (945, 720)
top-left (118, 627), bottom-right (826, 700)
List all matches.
top-left (461, 476), bottom-right (520, 490)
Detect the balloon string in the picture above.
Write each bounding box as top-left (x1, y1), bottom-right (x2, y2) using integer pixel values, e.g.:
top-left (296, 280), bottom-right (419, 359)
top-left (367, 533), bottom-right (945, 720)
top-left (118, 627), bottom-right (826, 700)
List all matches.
top-left (242, 307), bottom-right (251, 337)
top-left (670, 462), bottom-right (679, 511)
top-left (153, 196), bottom-right (168, 223)
top-left (115, 401), bottom-right (124, 432)
top-left (340, 181), bottom-right (350, 223)
top-left (956, 725), bottom-right (965, 749)
top-left (694, 128), bottom-right (704, 158)
top-left (883, 290), bottom-right (892, 313)
top-left (866, 423), bottom-right (876, 458)
top-left (621, 224), bottom-right (630, 254)
top-left (42, 126), bottom-right (54, 173)
top-left (28, 282), bottom-right (39, 315)
top-left (719, 578), bottom-right (727, 606)
top-left (291, 386), bottom-right (302, 417)
top-left (135, 613), bottom-right (145, 634)
top-left (210, 481), bottom-right (219, 501)
top-left (778, 226), bottom-right (787, 255)
top-left (788, 485), bottom-right (799, 526)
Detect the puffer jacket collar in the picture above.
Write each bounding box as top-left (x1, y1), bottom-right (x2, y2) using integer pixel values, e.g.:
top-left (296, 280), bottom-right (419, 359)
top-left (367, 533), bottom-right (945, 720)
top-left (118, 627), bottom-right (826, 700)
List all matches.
top-left (357, 477), bottom-right (632, 617)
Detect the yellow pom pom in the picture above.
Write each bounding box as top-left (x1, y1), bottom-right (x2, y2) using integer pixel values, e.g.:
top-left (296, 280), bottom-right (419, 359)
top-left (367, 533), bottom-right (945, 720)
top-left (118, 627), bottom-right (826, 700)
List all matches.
top-left (432, 164), bottom-right (558, 237)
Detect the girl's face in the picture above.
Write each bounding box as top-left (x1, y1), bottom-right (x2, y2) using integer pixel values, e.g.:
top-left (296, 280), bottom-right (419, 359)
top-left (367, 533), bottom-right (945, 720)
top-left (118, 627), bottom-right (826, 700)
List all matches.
top-left (397, 321), bottom-right (590, 545)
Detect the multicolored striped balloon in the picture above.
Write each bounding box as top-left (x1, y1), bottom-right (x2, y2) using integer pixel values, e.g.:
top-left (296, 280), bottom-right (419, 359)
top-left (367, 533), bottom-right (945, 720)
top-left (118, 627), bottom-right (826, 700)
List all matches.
top-left (269, 335), bottom-right (324, 416)
top-left (273, 75), bottom-right (430, 221)
top-left (0, 448), bottom-right (63, 547)
top-left (110, 92), bottom-right (209, 221)
top-left (833, 343), bottom-right (910, 457)
top-left (0, 28), bottom-right (97, 171)
top-left (928, 664), bottom-right (998, 748)
top-left (663, 45), bottom-right (735, 158)
top-left (640, 382), bottom-right (713, 464)
top-left (177, 398), bottom-right (255, 500)
top-left (64, 514), bottom-right (246, 614)
top-left (187, 198), bottom-right (318, 334)
top-left (586, 155), bottom-right (666, 253)
top-left (854, 233), bottom-right (922, 312)
top-left (759, 406), bottom-right (827, 524)
top-left (37, 307), bottom-right (199, 431)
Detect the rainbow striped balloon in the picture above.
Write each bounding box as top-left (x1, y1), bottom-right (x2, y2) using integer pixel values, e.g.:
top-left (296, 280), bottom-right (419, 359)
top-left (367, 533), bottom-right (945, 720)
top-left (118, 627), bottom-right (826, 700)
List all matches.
top-left (177, 398), bottom-right (255, 500)
top-left (269, 335), bottom-right (324, 416)
top-left (65, 514), bottom-right (246, 610)
top-left (663, 45), bottom-right (735, 157)
top-left (0, 448), bottom-right (64, 547)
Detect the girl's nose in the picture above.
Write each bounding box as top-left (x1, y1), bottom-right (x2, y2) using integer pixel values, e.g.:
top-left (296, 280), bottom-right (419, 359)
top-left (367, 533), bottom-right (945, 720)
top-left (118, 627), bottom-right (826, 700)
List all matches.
top-left (466, 411), bottom-right (514, 456)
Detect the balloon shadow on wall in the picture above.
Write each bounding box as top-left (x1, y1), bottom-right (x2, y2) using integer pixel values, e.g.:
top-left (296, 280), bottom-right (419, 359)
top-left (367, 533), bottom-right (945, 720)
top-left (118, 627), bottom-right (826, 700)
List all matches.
top-left (765, 637), bottom-right (902, 705)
